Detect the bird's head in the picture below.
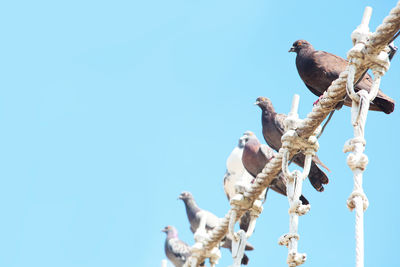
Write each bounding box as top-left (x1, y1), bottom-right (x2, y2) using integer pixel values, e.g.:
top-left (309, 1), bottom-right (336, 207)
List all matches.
top-left (162, 225), bottom-right (178, 237)
top-left (178, 191), bottom-right (193, 201)
top-left (254, 96), bottom-right (274, 111)
top-left (238, 131), bottom-right (254, 148)
top-left (289, 40), bottom-right (312, 53)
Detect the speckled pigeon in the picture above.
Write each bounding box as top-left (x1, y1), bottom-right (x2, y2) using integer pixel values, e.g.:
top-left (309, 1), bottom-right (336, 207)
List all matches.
top-left (255, 97), bottom-right (330, 192)
top-left (289, 39), bottom-right (395, 114)
top-left (241, 131), bottom-right (309, 204)
top-left (162, 225), bottom-right (191, 267)
top-left (223, 131), bottom-right (257, 231)
top-left (179, 191), bottom-right (253, 265)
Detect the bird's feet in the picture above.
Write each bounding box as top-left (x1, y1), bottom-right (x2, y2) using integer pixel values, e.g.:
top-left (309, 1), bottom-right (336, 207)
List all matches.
top-left (313, 95), bottom-right (324, 106)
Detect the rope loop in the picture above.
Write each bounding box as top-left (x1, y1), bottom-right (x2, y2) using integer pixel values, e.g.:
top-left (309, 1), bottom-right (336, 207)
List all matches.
top-left (346, 7), bottom-right (390, 105)
top-left (230, 230), bottom-right (247, 267)
top-left (182, 4), bottom-right (400, 265)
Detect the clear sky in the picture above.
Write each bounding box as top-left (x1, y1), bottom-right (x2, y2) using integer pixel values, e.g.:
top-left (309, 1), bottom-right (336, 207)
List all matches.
top-left (0, 1), bottom-right (399, 267)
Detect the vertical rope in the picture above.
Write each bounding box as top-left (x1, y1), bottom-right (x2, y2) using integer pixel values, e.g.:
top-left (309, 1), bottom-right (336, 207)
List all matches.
top-left (178, 3), bottom-right (400, 266)
top-left (344, 6), bottom-right (391, 267)
top-left (278, 95), bottom-right (317, 266)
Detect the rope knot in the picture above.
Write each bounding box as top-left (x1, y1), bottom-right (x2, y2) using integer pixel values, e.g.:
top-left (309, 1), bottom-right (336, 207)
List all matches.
top-left (347, 190), bottom-right (369, 211)
top-left (287, 252), bottom-right (307, 267)
top-left (343, 136), bottom-right (366, 153)
top-left (289, 200), bottom-right (311, 216)
top-left (278, 233), bottom-right (300, 247)
top-left (346, 152), bottom-right (369, 171)
top-left (250, 199), bottom-right (263, 216)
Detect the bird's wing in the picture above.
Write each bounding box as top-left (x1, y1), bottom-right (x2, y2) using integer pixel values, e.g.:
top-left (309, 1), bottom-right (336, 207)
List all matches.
top-left (274, 113), bottom-right (287, 136)
top-left (223, 170), bottom-right (234, 200)
top-left (272, 174), bottom-right (309, 205)
top-left (195, 209), bottom-right (221, 231)
top-left (269, 174), bottom-right (287, 197)
top-left (305, 83), bottom-right (324, 97)
top-left (301, 50), bottom-right (348, 91)
top-left (313, 50), bottom-right (347, 77)
top-left (226, 147), bottom-right (243, 173)
top-left (168, 238), bottom-right (191, 260)
top-left (203, 210), bottom-right (221, 229)
top-left (260, 144), bottom-right (275, 160)
top-left (358, 72), bottom-right (391, 99)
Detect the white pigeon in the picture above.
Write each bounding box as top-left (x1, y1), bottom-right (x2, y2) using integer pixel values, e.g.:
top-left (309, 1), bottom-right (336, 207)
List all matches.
top-left (223, 131), bottom-right (255, 201)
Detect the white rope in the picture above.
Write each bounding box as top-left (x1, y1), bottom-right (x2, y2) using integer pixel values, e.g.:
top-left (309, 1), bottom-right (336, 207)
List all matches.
top-left (343, 6), bottom-right (391, 267)
top-left (181, 2), bottom-right (400, 266)
top-left (277, 95), bottom-right (317, 267)
top-left (184, 212), bottom-right (221, 267)
top-left (228, 183), bottom-right (265, 266)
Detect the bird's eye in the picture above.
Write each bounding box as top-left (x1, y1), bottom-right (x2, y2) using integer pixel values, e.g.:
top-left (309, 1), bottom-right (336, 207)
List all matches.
top-left (297, 41), bottom-right (302, 46)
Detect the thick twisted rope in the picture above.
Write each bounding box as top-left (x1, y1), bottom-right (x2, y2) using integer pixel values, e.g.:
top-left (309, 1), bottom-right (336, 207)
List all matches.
top-left (187, 2), bottom-right (400, 264)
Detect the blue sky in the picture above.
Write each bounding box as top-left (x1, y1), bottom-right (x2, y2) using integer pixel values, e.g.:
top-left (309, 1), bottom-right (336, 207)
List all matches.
top-left (0, 1), bottom-right (399, 267)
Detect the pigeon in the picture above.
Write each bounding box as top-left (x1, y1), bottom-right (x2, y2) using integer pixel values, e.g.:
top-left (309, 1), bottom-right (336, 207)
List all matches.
top-left (179, 191), bottom-right (253, 265)
top-left (255, 97), bottom-right (330, 192)
top-left (289, 39), bottom-right (395, 114)
top-left (162, 225), bottom-right (191, 267)
top-left (223, 131), bottom-right (258, 231)
top-left (241, 131), bottom-right (309, 205)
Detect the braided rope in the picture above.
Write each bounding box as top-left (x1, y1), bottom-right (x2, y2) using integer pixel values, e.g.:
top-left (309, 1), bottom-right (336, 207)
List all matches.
top-left (185, 2), bottom-right (400, 265)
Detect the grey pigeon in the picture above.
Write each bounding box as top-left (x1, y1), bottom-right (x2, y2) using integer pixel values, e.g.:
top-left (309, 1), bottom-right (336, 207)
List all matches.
top-left (241, 131), bottom-right (309, 205)
top-left (223, 131), bottom-right (257, 231)
top-left (179, 191), bottom-right (253, 265)
top-left (255, 97), bottom-right (330, 192)
top-left (162, 225), bottom-right (191, 267)
top-left (289, 39), bottom-right (395, 114)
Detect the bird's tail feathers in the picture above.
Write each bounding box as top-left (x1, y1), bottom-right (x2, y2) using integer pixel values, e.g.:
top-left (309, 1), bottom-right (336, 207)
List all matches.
top-left (373, 93), bottom-right (395, 114)
top-left (242, 253), bottom-right (249, 265)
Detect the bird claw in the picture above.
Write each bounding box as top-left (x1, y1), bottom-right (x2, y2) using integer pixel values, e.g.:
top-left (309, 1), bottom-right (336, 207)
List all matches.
top-left (313, 96), bottom-right (323, 106)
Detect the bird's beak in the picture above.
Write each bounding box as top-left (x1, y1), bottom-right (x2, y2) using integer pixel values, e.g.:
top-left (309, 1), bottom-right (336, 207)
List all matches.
top-left (254, 101), bottom-right (260, 105)
top-left (178, 195), bottom-right (183, 200)
top-left (238, 137), bottom-right (246, 147)
top-left (161, 228), bottom-right (167, 232)
top-left (289, 46), bottom-right (295, 52)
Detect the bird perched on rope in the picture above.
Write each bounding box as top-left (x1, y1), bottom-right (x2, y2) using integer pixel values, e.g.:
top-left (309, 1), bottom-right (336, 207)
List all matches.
top-left (255, 97), bottom-right (330, 192)
top-left (289, 39), bottom-right (395, 114)
top-left (162, 225), bottom-right (192, 267)
top-left (179, 191), bottom-right (254, 265)
top-left (223, 131), bottom-right (259, 232)
top-left (241, 131), bottom-right (309, 205)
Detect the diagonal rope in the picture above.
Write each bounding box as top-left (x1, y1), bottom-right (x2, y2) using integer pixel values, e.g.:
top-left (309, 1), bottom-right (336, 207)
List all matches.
top-left (187, 2), bottom-right (400, 264)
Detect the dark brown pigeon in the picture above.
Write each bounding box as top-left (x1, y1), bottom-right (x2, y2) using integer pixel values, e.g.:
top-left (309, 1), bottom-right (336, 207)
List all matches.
top-left (289, 39), bottom-right (395, 114)
top-left (179, 191), bottom-right (253, 265)
top-left (255, 97), bottom-right (330, 192)
top-left (162, 226), bottom-right (192, 267)
top-left (241, 131), bottom-right (309, 205)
